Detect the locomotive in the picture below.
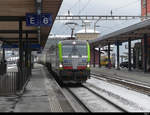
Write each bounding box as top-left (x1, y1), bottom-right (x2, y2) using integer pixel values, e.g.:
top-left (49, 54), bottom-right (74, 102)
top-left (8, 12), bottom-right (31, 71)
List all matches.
top-left (39, 39), bottom-right (91, 84)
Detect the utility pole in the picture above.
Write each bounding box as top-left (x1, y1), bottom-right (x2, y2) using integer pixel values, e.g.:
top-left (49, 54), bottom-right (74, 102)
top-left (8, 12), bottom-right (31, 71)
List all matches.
top-left (68, 10), bottom-right (70, 15)
top-left (110, 10), bottom-right (113, 16)
top-left (71, 28), bottom-right (74, 39)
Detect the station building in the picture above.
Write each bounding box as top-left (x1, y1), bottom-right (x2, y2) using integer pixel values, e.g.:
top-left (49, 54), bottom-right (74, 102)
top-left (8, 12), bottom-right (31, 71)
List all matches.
top-left (141, 0), bottom-right (150, 16)
top-left (141, 0), bottom-right (150, 71)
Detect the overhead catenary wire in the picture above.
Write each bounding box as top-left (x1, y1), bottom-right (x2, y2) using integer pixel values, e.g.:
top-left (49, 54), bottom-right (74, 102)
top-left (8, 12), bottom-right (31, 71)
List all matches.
top-left (94, 0), bottom-right (141, 34)
top-left (112, 0), bottom-right (141, 11)
top-left (68, 0), bottom-right (81, 11)
top-left (99, 19), bottom-right (140, 34)
top-left (68, 0), bottom-right (92, 15)
top-left (78, 0), bottom-right (92, 15)
top-left (55, 0), bottom-right (142, 36)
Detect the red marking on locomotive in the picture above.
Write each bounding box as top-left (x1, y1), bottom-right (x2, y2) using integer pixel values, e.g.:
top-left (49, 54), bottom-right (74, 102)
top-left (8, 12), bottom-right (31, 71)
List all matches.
top-left (77, 66), bottom-right (86, 70)
top-left (63, 66), bottom-right (86, 70)
top-left (63, 66), bottom-right (73, 69)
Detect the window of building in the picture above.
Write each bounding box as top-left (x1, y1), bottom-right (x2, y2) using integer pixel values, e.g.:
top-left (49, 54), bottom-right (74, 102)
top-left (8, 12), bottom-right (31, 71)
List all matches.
top-left (143, 0), bottom-right (146, 8)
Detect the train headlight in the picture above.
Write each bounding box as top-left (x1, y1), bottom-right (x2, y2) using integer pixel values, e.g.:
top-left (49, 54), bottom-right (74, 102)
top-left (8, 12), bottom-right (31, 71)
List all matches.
top-left (59, 63), bottom-right (63, 68)
top-left (72, 41), bottom-right (76, 45)
top-left (87, 63), bottom-right (90, 68)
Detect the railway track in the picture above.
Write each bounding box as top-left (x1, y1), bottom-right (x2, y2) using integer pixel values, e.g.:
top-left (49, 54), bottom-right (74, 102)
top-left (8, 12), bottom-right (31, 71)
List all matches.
top-left (66, 87), bottom-right (92, 112)
top-left (65, 85), bottom-right (128, 112)
top-left (91, 72), bottom-right (150, 95)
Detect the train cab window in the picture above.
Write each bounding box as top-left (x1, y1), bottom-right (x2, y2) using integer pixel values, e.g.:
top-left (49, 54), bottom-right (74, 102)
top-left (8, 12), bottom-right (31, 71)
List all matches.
top-left (76, 45), bottom-right (87, 56)
top-left (62, 45), bottom-right (73, 56)
top-left (62, 45), bottom-right (87, 56)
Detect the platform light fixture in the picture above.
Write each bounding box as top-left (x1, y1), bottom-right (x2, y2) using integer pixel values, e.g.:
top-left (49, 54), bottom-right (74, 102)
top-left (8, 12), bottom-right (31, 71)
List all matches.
top-left (37, 0), bottom-right (42, 3)
top-left (36, 0), bottom-right (42, 44)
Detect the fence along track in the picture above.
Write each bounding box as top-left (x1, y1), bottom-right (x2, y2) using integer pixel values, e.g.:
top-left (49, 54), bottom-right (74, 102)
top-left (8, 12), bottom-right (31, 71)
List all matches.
top-left (0, 70), bottom-right (30, 96)
top-left (0, 72), bottom-right (18, 96)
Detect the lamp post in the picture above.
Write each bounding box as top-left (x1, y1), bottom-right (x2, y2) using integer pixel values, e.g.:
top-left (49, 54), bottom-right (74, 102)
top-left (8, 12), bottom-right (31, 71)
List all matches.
top-left (36, 0), bottom-right (42, 44)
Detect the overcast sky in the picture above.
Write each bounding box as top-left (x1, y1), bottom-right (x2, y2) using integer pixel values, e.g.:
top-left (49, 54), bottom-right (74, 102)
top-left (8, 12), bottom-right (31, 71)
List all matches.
top-left (51, 0), bottom-right (141, 36)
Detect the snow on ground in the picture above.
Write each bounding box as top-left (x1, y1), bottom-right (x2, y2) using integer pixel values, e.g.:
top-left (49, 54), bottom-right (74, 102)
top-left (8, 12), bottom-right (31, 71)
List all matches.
top-left (86, 78), bottom-right (150, 112)
top-left (70, 87), bottom-right (122, 112)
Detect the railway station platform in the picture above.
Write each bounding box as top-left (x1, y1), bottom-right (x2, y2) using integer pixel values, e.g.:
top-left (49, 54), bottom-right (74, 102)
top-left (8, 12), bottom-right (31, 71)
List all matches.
top-left (91, 67), bottom-right (150, 86)
top-left (0, 63), bottom-right (74, 112)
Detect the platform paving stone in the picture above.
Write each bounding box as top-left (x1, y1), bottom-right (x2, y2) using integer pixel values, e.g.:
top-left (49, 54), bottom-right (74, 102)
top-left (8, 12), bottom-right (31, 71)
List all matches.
top-left (14, 96), bottom-right (50, 112)
top-left (14, 65), bottom-right (51, 112)
top-left (0, 63), bottom-right (74, 112)
top-left (0, 96), bottom-right (18, 112)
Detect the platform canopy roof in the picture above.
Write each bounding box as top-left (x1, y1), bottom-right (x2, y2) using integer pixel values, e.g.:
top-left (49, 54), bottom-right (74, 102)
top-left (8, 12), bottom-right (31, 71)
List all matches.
top-left (90, 19), bottom-right (150, 47)
top-left (0, 0), bottom-right (63, 48)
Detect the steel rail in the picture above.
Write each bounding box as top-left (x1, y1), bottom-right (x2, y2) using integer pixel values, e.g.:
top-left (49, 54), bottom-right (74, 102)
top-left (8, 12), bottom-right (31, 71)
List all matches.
top-left (66, 85), bottom-right (127, 112)
top-left (66, 87), bottom-right (92, 113)
top-left (82, 85), bottom-right (128, 112)
top-left (91, 73), bottom-right (150, 95)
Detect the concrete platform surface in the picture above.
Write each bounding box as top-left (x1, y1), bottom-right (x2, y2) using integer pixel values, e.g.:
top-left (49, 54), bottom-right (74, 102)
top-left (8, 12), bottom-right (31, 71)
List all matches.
top-left (14, 63), bottom-right (74, 112)
top-left (0, 96), bottom-right (18, 112)
top-left (91, 67), bottom-right (150, 85)
top-left (0, 63), bottom-right (74, 112)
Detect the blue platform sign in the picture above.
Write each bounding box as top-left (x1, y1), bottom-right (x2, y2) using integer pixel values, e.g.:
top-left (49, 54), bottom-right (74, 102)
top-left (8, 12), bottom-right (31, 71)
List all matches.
top-left (115, 41), bottom-right (122, 46)
top-left (2, 44), bottom-right (41, 49)
top-left (30, 44), bottom-right (41, 49)
top-left (26, 13), bottom-right (52, 26)
top-left (40, 13), bottom-right (52, 26)
top-left (1, 44), bottom-right (18, 49)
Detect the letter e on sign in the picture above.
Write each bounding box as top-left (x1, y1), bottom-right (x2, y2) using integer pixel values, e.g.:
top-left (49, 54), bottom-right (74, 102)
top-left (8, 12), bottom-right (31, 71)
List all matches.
top-left (30, 17), bottom-right (35, 24)
top-left (26, 13), bottom-right (39, 26)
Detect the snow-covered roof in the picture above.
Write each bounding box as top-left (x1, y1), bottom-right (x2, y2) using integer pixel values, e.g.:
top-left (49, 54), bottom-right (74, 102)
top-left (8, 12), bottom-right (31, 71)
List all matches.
top-left (48, 34), bottom-right (75, 39)
top-left (76, 29), bottom-right (100, 34)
